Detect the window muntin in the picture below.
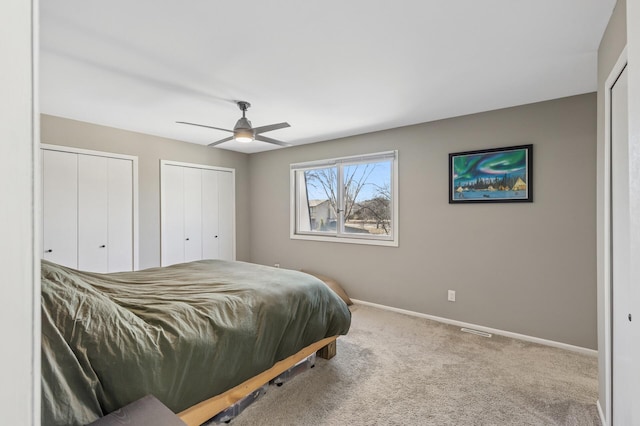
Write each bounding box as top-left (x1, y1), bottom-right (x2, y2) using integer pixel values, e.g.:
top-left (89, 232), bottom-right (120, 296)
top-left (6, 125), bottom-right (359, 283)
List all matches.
top-left (291, 151), bottom-right (397, 246)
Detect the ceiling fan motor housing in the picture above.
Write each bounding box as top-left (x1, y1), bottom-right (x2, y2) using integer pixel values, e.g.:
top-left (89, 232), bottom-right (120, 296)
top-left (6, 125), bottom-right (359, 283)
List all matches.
top-left (234, 117), bottom-right (254, 142)
top-left (234, 117), bottom-right (253, 131)
top-left (233, 101), bottom-right (254, 142)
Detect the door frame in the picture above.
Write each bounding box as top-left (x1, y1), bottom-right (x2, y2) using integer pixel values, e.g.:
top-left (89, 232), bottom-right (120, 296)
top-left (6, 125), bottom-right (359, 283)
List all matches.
top-left (601, 46), bottom-right (628, 426)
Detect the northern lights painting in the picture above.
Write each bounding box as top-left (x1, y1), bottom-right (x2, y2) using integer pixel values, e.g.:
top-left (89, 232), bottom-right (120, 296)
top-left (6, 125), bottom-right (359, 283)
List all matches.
top-left (449, 144), bottom-right (532, 203)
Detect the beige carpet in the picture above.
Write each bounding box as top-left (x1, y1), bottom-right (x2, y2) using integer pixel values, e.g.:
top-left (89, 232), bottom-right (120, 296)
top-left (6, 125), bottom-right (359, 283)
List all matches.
top-left (229, 304), bottom-right (600, 426)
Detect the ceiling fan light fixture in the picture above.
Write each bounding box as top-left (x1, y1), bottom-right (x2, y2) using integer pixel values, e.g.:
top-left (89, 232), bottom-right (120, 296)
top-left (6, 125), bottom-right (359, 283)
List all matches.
top-left (234, 128), bottom-right (254, 143)
top-left (233, 114), bottom-right (254, 142)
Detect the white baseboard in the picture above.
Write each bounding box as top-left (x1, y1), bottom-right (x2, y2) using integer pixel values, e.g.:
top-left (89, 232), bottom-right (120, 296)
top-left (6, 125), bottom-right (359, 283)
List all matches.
top-left (597, 400), bottom-right (607, 426)
top-left (351, 299), bottom-right (597, 357)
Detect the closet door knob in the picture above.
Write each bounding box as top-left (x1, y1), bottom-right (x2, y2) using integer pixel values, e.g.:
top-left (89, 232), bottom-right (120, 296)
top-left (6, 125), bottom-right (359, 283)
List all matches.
top-left (99, 245), bottom-right (106, 248)
top-left (186, 238), bottom-right (190, 241)
top-left (214, 235), bottom-right (218, 238)
top-left (45, 249), bottom-right (53, 253)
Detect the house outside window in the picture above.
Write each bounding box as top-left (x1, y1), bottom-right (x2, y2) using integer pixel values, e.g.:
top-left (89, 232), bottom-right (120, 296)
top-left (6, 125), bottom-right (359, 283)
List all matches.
top-left (290, 151), bottom-right (398, 246)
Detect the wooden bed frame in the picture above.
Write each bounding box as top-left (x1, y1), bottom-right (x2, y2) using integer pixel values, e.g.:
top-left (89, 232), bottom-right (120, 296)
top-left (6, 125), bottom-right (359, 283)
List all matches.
top-left (178, 336), bottom-right (338, 426)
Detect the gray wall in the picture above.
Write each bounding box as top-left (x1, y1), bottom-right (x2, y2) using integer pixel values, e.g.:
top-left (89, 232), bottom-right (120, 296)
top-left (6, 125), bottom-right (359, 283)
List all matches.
top-left (40, 114), bottom-right (251, 269)
top-left (596, 0), bottom-right (627, 417)
top-left (250, 94), bottom-right (597, 349)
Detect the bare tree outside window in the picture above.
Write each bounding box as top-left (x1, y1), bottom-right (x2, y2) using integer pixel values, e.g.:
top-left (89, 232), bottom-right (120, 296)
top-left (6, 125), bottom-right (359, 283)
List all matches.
top-left (353, 182), bottom-right (391, 234)
top-left (304, 162), bottom-right (391, 235)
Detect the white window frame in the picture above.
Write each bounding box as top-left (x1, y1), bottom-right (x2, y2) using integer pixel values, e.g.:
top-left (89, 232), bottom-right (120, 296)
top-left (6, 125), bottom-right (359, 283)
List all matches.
top-left (290, 150), bottom-right (398, 247)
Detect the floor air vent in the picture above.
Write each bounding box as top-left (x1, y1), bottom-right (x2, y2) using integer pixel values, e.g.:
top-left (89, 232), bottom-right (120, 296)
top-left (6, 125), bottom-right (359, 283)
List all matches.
top-left (460, 328), bottom-right (492, 338)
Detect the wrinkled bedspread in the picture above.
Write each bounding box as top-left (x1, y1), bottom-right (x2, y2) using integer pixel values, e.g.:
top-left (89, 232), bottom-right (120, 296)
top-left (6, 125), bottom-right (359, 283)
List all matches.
top-left (41, 259), bottom-right (351, 425)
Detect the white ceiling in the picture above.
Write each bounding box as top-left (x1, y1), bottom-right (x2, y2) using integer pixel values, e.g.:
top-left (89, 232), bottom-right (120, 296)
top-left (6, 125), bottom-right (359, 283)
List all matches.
top-left (39, 1), bottom-right (616, 154)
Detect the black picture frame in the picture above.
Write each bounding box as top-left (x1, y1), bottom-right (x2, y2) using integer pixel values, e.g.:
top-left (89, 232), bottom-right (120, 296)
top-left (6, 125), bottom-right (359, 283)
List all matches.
top-left (449, 144), bottom-right (533, 203)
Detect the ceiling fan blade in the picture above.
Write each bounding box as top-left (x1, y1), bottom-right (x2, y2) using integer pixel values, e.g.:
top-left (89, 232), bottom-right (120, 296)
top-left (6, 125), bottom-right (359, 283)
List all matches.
top-left (176, 121), bottom-right (233, 133)
top-left (255, 134), bottom-right (292, 147)
top-left (207, 136), bottom-right (234, 147)
top-left (252, 122), bottom-right (290, 134)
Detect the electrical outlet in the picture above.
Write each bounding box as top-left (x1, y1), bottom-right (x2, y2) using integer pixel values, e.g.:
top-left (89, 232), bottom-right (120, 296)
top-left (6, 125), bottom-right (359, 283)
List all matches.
top-left (448, 290), bottom-right (456, 302)
top-left (274, 263), bottom-right (280, 268)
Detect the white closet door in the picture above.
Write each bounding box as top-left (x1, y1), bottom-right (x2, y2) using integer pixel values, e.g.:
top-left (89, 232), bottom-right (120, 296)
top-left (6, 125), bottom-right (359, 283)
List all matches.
top-left (202, 169), bottom-right (220, 260)
top-left (107, 158), bottom-right (133, 272)
top-left (217, 170), bottom-right (234, 261)
top-left (162, 165), bottom-right (186, 266)
top-left (183, 167), bottom-right (203, 262)
top-left (78, 155), bottom-right (109, 272)
top-left (42, 150), bottom-right (78, 268)
top-left (161, 161), bottom-right (235, 265)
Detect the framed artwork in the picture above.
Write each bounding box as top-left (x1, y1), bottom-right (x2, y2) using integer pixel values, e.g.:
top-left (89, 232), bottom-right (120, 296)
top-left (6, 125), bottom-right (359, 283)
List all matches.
top-left (449, 144), bottom-right (532, 203)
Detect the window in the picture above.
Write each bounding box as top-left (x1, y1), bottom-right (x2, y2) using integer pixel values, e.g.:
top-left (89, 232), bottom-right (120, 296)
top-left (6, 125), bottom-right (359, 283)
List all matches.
top-left (291, 151), bottom-right (398, 246)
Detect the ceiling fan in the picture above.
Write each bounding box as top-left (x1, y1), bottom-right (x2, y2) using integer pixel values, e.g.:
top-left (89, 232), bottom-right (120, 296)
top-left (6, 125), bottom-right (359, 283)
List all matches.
top-left (177, 101), bottom-right (291, 147)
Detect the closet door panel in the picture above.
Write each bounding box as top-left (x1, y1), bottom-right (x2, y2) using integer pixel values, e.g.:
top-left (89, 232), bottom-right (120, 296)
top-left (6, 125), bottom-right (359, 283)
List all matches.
top-left (183, 167), bottom-right (203, 262)
top-left (162, 165), bottom-right (185, 266)
top-left (201, 169), bottom-right (220, 260)
top-left (78, 155), bottom-right (109, 272)
top-left (42, 150), bottom-right (78, 268)
top-left (161, 162), bottom-right (235, 265)
top-left (107, 158), bottom-right (133, 272)
top-left (218, 170), bottom-right (234, 261)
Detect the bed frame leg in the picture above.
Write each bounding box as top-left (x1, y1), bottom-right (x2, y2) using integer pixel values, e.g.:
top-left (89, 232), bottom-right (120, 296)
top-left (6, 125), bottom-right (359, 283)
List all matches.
top-left (316, 339), bottom-right (337, 360)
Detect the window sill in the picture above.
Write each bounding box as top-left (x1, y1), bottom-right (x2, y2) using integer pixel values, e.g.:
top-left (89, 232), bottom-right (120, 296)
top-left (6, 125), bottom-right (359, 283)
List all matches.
top-left (290, 233), bottom-right (398, 247)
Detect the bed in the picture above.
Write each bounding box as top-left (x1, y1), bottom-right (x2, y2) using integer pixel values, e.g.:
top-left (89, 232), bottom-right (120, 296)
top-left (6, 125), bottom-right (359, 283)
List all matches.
top-left (41, 259), bottom-right (351, 426)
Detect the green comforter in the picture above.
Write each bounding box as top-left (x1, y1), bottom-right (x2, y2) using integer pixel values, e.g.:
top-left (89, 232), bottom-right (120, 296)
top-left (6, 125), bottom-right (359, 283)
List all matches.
top-left (41, 260), bottom-right (351, 425)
